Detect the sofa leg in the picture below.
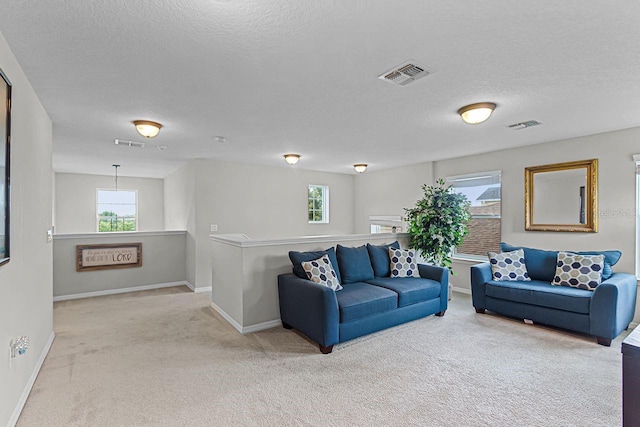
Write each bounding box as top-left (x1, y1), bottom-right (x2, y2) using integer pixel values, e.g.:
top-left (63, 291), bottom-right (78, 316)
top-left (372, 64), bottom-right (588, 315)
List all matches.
top-left (319, 344), bottom-right (334, 354)
top-left (282, 321), bottom-right (293, 330)
top-left (435, 310), bottom-right (446, 317)
top-left (597, 336), bottom-right (612, 347)
top-left (475, 308), bottom-right (485, 314)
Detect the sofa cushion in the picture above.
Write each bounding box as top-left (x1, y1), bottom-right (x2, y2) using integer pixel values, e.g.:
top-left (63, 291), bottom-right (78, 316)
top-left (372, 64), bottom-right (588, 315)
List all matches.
top-left (500, 243), bottom-right (557, 282)
top-left (337, 244), bottom-right (375, 284)
top-left (366, 277), bottom-right (441, 307)
top-left (389, 248), bottom-right (420, 278)
top-left (367, 241), bottom-right (400, 277)
top-left (488, 249), bottom-right (531, 281)
top-left (486, 279), bottom-right (592, 315)
top-left (336, 282), bottom-right (398, 322)
top-left (289, 247), bottom-right (342, 284)
top-left (301, 255), bottom-right (343, 291)
top-left (501, 242), bottom-right (621, 281)
top-left (552, 252), bottom-right (604, 291)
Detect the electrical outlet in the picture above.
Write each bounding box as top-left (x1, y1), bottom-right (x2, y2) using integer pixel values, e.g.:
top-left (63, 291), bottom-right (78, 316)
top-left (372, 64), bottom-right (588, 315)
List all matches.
top-left (210, 224), bottom-right (218, 232)
top-left (47, 229), bottom-right (53, 243)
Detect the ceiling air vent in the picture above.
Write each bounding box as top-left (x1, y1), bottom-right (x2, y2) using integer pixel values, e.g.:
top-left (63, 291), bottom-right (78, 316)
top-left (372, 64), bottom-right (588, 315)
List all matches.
top-left (508, 120), bottom-right (542, 130)
top-left (114, 139), bottom-right (146, 148)
top-left (378, 62), bottom-right (430, 86)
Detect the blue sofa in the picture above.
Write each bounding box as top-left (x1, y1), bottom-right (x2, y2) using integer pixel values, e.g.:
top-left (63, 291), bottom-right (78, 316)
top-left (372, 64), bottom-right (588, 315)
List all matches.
top-left (471, 243), bottom-right (637, 346)
top-left (278, 242), bottom-right (449, 353)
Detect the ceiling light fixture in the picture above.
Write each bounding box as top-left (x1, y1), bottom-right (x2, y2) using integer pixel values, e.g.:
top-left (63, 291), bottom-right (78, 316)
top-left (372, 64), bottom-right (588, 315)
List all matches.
top-left (457, 102), bottom-right (496, 125)
top-left (353, 164), bottom-right (368, 173)
top-left (284, 154), bottom-right (300, 165)
top-left (133, 120), bottom-right (163, 138)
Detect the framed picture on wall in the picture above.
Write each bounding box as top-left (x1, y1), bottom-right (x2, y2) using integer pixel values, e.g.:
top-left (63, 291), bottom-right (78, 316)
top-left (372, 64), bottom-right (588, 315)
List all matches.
top-left (0, 68), bottom-right (12, 266)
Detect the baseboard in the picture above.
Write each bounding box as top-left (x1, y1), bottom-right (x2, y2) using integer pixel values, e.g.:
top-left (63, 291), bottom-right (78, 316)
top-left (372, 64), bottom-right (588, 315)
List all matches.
top-left (193, 286), bottom-right (212, 294)
top-left (53, 281), bottom-right (189, 301)
top-left (451, 286), bottom-right (471, 295)
top-left (210, 301), bottom-right (243, 333)
top-left (184, 281), bottom-right (195, 292)
top-left (209, 302), bottom-right (281, 334)
top-left (8, 331), bottom-right (55, 427)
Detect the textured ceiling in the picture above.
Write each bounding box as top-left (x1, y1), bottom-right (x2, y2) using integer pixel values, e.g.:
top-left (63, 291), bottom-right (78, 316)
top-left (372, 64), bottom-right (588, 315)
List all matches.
top-left (1, 1), bottom-right (639, 178)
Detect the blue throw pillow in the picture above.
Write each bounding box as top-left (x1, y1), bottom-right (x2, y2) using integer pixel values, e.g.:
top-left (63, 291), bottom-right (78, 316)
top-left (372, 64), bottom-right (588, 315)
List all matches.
top-left (500, 242), bottom-right (621, 281)
top-left (500, 243), bottom-right (557, 282)
top-left (289, 247), bottom-right (342, 284)
top-left (336, 244), bottom-right (375, 284)
top-left (367, 241), bottom-right (400, 277)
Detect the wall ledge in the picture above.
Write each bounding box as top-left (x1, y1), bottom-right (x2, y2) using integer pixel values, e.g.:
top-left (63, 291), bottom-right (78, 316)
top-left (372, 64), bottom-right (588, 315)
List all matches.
top-left (53, 230), bottom-right (187, 240)
top-left (210, 232), bottom-right (409, 248)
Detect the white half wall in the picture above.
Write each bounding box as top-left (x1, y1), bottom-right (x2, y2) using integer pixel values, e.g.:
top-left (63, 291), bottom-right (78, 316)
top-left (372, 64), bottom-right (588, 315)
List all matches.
top-left (54, 173), bottom-right (165, 233)
top-left (52, 231), bottom-right (187, 298)
top-left (0, 31), bottom-right (54, 427)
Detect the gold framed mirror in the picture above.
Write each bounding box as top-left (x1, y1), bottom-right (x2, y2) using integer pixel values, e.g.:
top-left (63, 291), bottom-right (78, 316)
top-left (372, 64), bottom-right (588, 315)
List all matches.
top-left (525, 159), bottom-right (598, 232)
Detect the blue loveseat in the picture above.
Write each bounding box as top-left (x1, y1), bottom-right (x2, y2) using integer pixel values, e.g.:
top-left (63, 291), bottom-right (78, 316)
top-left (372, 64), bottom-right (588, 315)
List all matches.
top-left (278, 242), bottom-right (449, 353)
top-left (471, 243), bottom-right (637, 346)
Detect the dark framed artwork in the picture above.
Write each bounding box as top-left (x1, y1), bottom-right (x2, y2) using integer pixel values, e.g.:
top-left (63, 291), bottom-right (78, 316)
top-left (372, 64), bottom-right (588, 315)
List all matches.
top-left (0, 68), bottom-right (11, 266)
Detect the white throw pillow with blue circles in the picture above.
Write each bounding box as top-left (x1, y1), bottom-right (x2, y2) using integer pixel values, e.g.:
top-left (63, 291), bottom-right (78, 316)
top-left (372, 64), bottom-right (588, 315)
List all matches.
top-left (389, 248), bottom-right (421, 278)
top-left (301, 254), bottom-right (343, 291)
top-left (552, 251), bottom-right (604, 291)
top-left (488, 249), bottom-right (531, 281)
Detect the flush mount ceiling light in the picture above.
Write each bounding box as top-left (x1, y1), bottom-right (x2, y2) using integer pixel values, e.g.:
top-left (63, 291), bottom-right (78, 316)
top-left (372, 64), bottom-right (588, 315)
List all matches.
top-left (457, 102), bottom-right (496, 125)
top-left (133, 120), bottom-right (162, 138)
top-left (353, 164), bottom-right (368, 173)
top-left (284, 154), bottom-right (300, 165)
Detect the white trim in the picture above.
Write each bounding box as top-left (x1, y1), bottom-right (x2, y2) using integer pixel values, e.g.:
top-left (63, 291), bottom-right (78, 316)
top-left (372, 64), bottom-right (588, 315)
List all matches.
top-left (242, 319), bottom-right (282, 334)
top-left (451, 286), bottom-right (472, 295)
top-left (210, 301), bottom-right (243, 333)
top-left (209, 302), bottom-right (281, 334)
top-left (193, 285), bottom-right (211, 294)
top-left (53, 281), bottom-right (189, 301)
top-left (452, 255), bottom-right (486, 263)
top-left (8, 331), bottom-right (55, 427)
top-left (184, 281), bottom-right (195, 292)
top-left (210, 232), bottom-right (409, 248)
top-left (53, 230), bottom-right (186, 240)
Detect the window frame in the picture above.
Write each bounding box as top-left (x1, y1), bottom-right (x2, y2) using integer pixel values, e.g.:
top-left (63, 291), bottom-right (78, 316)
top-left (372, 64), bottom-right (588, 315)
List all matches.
top-left (96, 188), bottom-right (139, 232)
top-left (308, 184), bottom-right (329, 224)
top-left (446, 170), bottom-right (502, 261)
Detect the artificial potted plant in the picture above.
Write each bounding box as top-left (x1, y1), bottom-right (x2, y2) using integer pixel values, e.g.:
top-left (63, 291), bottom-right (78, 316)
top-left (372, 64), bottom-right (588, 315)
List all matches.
top-left (404, 178), bottom-right (471, 272)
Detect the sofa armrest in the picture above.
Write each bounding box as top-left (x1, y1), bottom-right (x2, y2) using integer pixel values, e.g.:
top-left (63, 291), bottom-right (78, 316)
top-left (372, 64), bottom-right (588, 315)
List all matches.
top-left (590, 273), bottom-right (638, 339)
top-left (277, 273), bottom-right (340, 347)
top-left (418, 264), bottom-right (449, 313)
top-left (470, 263), bottom-right (492, 310)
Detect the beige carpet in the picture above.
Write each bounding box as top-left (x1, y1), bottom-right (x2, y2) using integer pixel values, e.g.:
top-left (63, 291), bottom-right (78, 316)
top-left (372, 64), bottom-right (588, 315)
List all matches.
top-left (17, 286), bottom-right (627, 426)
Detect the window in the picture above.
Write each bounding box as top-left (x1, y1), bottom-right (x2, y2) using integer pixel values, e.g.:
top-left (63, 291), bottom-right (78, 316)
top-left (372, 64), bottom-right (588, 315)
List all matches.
top-left (97, 189), bottom-right (137, 232)
top-left (446, 171), bottom-right (501, 259)
top-left (308, 185), bottom-right (329, 223)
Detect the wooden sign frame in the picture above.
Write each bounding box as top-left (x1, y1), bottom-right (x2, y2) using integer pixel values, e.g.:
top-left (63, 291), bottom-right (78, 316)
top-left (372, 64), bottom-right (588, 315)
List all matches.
top-left (76, 243), bottom-right (142, 272)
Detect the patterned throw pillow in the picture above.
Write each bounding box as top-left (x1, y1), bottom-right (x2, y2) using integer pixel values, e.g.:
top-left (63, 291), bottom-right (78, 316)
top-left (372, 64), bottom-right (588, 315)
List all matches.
top-left (552, 252), bottom-right (604, 291)
top-left (301, 255), bottom-right (343, 291)
top-left (488, 249), bottom-right (531, 281)
top-left (389, 248), bottom-right (420, 278)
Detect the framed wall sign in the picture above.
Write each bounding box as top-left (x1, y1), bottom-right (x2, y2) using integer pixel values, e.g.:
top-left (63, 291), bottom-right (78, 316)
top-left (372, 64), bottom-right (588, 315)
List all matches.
top-left (0, 68), bottom-right (12, 267)
top-left (76, 243), bottom-right (142, 271)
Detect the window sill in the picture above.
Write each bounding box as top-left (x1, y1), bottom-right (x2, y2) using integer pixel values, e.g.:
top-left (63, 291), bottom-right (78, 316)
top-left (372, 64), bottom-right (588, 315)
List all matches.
top-left (452, 254), bottom-right (487, 263)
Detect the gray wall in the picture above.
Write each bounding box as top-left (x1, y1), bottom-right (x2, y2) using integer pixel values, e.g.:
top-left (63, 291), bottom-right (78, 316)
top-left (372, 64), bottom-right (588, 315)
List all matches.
top-left (353, 162), bottom-right (434, 234)
top-left (54, 173), bottom-right (165, 233)
top-left (164, 159), bottom-right (356, 289)
top-left (53, 232), bottom-right (186, 298)
top-left (434, 127), bottom-right (640, 295)
top-left (0, 32), bottom-right (54, 426)
top-left (164, 161), bottom-right (196, 285)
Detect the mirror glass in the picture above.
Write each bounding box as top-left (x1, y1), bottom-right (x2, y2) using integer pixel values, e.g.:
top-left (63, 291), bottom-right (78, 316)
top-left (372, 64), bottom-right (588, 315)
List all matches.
top-left (525, 159), bottom-right (598, 232)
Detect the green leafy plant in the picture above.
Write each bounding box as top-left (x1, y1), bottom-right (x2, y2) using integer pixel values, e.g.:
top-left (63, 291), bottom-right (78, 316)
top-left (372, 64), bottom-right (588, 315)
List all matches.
top-left (404, 178), bottom-right (471, 271)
